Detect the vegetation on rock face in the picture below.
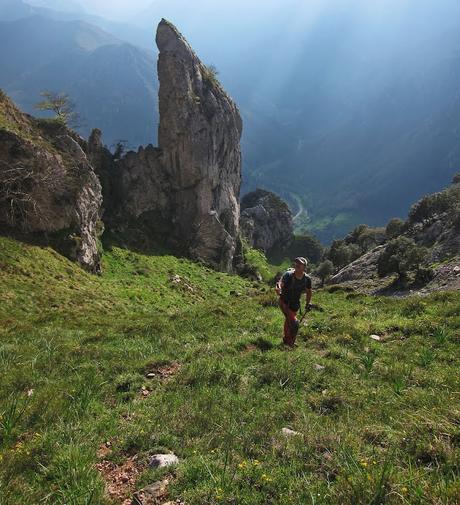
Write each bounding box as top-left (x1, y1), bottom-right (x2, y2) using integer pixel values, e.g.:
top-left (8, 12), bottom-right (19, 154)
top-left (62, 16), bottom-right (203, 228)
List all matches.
top-left (377, 236), bottom-right (428, 282)
top-left (322, 179), bottom-right (459, 285)
top-left (385, 218), bottom-right (406, 240)
top-left (325, 224), bottom-right (386, 272)
top-left (408, 184), bottom-right (460, 225)
top-left (0, 236), bottom-right (459, 504)
top-left (203, 64), bottom-right (220, 87)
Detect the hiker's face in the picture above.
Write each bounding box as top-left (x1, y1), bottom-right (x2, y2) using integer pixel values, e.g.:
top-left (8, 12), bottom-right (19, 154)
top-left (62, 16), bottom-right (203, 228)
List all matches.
top-left (294, 261), bottom-right (305, 274)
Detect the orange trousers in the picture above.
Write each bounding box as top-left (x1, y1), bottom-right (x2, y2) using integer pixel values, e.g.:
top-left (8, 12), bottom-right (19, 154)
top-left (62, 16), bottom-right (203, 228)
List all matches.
top-left (279, 298), bottom-right (299, 346)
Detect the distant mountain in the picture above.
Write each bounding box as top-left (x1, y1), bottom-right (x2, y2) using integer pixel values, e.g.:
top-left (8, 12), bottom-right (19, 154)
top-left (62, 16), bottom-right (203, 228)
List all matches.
top-left (26, 0), bottom-right (86, 14)
top-left (0, 0), bottom-right (153, 49)
top-left (0, 14), bottom-right (157, 148)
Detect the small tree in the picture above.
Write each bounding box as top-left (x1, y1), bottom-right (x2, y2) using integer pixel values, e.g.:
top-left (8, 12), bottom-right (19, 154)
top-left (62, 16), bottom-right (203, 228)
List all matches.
top-left (316, 260), bottom-right (334, 287)
top-left (328, 240), bottom-right (352, 270)
top-left (377, 236), bottom-right (428, 282)
top-left (385, 218), bottom-right (405, 240)
top-left (348, 243), bottom-right (362, 262)
top-left (35, 91), bottom-right (80, 127)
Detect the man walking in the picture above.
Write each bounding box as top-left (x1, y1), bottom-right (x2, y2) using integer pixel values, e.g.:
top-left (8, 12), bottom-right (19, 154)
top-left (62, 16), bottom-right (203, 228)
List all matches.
top-left (276, 257), bottom-right (312, 347)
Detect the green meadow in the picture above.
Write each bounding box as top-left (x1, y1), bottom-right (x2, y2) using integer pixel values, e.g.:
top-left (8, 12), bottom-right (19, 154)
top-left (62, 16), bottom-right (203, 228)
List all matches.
top-left (0, 236), bottom-right (459, 504)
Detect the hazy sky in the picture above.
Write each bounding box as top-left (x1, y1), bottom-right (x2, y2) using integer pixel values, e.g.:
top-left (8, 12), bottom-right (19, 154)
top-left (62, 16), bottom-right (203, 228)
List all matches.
top-left (62, 0), bottom-right (379, 22)
top-left (21, 0), bottom-right (446, 27)
top-left (76, 0), bottom-right (152, 19)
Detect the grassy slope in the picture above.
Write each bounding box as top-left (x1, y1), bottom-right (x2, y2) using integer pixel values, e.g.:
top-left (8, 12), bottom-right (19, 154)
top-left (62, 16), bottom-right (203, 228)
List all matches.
top-left (0, 236), bottom-right (459, 505)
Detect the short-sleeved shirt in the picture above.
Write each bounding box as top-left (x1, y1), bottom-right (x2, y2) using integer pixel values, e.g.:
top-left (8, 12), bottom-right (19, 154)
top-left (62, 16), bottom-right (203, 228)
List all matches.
top-left (281, 270), bottom-right (312, 311)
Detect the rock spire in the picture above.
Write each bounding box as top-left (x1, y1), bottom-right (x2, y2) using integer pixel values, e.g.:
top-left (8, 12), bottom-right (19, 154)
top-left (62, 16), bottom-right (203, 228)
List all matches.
top-left (156, 19), bottom-right (243, 270)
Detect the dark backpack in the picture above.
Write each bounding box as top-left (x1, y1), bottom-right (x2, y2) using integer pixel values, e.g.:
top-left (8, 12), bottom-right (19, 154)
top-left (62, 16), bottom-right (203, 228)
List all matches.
top-left (281, 270), bottom-right (308, 307)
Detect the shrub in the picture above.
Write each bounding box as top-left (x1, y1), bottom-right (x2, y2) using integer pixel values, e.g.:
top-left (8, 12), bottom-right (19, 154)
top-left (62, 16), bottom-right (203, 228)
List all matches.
top-left (414, 267), bottom-right (435, 286)
top-left (346, 224), bottom-right (385, 252)
top-left (377, 236), bottom-right (428, 281)
top-left (203, 64), bottom-right (220, 86)
top-left (0, 160), bottom-right (59, 230)
top-left (328, 240), bottom-right (351, 270)
top-left (357, 226), bottom-right (385, 251)
top-left (408, 191), bottom-right (455, 224)
top-left (316, 260), bottom-right (334, 287)
top-left (385, 218), bottom-right (405, 239)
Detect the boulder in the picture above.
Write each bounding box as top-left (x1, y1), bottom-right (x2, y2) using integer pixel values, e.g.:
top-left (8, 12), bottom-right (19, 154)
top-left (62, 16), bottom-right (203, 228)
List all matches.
top-left (149, 453), bottom-right (179, 468)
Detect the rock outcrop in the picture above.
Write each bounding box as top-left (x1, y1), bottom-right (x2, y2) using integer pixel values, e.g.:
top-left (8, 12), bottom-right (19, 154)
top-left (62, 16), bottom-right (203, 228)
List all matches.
top-left (0, 92), bottom-right (102, 272)
top-left (240, 189), bottom-right (293, 254)
top-left (109, 19), bottom-right (243, 271)
top-left (329, 180), bottom-right (460, 295)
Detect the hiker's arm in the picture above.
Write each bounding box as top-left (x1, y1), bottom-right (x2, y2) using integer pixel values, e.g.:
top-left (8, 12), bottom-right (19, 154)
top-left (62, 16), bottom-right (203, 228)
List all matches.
top-left (275, 278), bottom-right (284, 295)
top-left (305, 288), bottom-right (312, 307)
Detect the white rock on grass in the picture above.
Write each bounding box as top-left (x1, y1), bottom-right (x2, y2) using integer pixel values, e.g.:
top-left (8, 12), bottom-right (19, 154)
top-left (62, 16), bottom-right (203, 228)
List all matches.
top-left (370, 335), bottom-right (381, 341)
top-left (281, 428), bottom-right (301, 437)
top-left (149, 453), bottom-right (179, 468)
top-left (314, 364), bottom-right (325, 371)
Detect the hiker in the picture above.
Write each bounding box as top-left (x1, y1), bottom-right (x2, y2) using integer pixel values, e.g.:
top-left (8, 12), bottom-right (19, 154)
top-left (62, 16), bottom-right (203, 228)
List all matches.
top-left (275, 257), bottom-right (312, 347)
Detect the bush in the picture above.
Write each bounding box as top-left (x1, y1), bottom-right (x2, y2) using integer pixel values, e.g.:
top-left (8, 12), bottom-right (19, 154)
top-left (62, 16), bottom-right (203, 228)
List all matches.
top-left (203, 64), bottom-right (220, 86)
top-left (346, 224), bottom-right (385, 247)
top-left (348, 243), bottom-right (362, 262)
top-left (414, 267), bottom-right (435, 286)
top-left (377, 236), bottom-right (428, 281)
top-left (408, 191), bottom-right (455, 224)
top-left (385, 218), bottom-right (405, 239)
top-left (316, 260), bottom-right (334, 287)
top-left (328, 240), bottom-right (351, 270)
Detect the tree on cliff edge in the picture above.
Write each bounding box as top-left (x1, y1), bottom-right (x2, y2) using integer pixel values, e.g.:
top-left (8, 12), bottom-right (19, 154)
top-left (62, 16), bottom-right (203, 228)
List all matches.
top-left (35, 91), bottom-right (80, 127)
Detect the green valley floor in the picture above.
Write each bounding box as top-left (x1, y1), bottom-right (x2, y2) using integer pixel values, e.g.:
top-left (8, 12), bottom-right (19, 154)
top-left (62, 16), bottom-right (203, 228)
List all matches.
top-left (0, 236), bottom-right (459, 504)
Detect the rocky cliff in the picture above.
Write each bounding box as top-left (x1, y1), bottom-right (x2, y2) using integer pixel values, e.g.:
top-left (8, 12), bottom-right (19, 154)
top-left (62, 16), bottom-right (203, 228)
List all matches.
top-left (0, 91), bottom-right (102, 272)
top-left (240, 189), bottom-right (293, 254)
top-left (107, 19), bottom-right (242, 271)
